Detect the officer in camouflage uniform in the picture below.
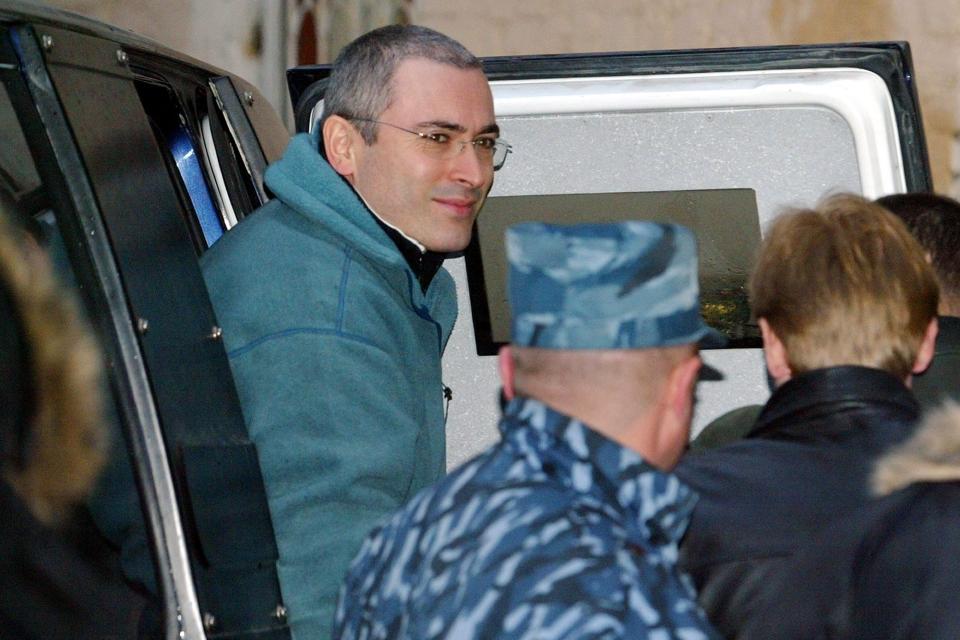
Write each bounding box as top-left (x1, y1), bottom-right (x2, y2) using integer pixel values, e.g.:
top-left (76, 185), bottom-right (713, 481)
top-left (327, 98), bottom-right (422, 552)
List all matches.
top-left (334, 221), bottom-right (722, 639)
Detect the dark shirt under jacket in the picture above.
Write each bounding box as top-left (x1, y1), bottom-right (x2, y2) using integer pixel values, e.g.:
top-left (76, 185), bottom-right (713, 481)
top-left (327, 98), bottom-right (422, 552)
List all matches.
top-left (368, 212), bottom-right (445, 294)
top-left (674, 365), bottom-right (920, 638)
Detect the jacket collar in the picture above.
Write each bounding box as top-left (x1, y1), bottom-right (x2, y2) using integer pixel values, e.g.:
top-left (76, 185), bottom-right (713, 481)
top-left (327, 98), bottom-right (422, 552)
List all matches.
top-left (264, 131), bottom-right (405, 271)
top-left (349, 182), bottom-right (446, 293)
top-left (750, 365), bottom-right (918, 440)
top-left (500, 396), bottom-right (697, 549)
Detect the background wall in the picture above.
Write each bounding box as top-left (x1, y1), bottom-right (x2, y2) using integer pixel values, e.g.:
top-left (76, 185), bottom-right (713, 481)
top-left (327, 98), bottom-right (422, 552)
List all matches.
top-left (413, 0), bottom-right (960, 194)
top-left (42, 0), bottom-right (960, 194)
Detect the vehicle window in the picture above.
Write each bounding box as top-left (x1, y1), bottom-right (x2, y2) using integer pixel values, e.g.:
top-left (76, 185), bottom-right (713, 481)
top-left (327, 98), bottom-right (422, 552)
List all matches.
top-left (0, 81), bottom-right (43, 217)
top-left (133, 78), bottom-right (264, 252)
top-left (467, 188), bottom-right (761, 353)
top-left (135, 78), bottom-right (225, 250)
top-left (200, 89), bottom-right (261, 227)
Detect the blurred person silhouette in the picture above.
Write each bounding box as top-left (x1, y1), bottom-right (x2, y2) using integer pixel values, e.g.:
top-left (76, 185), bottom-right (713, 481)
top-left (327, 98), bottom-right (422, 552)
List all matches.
top-left (877, 192), bottom-right (960, 405)
top-left (0, 210), bottom-right (149, 639)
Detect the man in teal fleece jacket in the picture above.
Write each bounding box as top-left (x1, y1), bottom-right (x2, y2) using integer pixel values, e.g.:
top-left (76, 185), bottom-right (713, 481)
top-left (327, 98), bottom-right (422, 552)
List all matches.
top-left (200, 25), bottom-right (508, 639)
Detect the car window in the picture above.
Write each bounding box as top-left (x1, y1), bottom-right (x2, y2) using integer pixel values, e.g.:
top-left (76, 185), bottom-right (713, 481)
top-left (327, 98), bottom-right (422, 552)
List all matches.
top-left (467, 188), bottom-right (762, 353)
top-left (0, 81), bottom-right (43, 215)
top-left (133, 77), bottom-right (264, 252)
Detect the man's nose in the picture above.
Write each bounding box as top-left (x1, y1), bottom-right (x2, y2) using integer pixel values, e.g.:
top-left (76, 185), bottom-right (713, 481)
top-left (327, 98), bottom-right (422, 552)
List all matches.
top-left (449, 141), bottom-right (490, 187)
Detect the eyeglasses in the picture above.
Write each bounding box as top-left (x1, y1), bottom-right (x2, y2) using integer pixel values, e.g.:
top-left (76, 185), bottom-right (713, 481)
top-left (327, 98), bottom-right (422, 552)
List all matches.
top-left (349, 117), bottom-right (512, 171)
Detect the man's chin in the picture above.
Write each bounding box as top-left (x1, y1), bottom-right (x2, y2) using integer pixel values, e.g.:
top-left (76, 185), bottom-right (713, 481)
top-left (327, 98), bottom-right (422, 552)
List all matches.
top-left (425, 234), bottom-right (473, 255)
top-left (422, 220), bottom-right (477, 254)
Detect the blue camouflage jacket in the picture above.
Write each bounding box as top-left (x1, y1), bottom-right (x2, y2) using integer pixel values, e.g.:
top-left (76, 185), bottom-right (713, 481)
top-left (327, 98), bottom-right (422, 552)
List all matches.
top-left (334, 396), bottom-right (719, 639)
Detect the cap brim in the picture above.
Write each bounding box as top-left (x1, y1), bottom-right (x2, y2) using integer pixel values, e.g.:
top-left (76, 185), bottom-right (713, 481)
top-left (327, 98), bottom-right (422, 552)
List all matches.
top-left (697, 326), bottom-right (728, 350)
top-left (698, 361), bottom-right (725, 381)
top-left (696, 326), bottom-right (727, 380)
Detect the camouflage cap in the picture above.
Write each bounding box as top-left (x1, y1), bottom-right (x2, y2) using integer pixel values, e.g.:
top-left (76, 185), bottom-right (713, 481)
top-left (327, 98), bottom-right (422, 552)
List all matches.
top-left (506, 221), bottom-right (724, 350)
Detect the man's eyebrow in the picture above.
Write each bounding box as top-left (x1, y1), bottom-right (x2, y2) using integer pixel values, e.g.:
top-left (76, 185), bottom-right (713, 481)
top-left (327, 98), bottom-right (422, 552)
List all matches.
top-left (416, 120), bottom-right (467, 133)
top-left (415, 121), bottom-right (500, 136)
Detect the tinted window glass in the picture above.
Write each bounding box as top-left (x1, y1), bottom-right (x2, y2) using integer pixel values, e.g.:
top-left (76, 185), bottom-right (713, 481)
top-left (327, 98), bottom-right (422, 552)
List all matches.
top-left (466, 188), bottom-right (761, 354)
top-left (0, 81), bottom-right (43, 219)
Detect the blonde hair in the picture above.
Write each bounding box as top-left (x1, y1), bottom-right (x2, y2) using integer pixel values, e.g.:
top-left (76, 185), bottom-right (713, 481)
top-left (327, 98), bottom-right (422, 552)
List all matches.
top-left (0, 215), bottom-right (107, 525)
top-left (750, 194), bottom-right (938, 379)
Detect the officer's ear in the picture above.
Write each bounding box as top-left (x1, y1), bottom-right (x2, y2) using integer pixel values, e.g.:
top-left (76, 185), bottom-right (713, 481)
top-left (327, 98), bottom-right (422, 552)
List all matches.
top-left (498, 345), bottom-right (516, 400)
top-left (323, 115), bottom-right (361, 182)
top-left (652, 351), bottom-right (701, 470)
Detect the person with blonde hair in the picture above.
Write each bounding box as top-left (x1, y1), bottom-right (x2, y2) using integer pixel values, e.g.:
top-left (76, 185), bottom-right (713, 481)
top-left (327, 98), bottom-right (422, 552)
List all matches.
top-left (674, 194), bottom-right (939, 637)
top-left (691, 190), bottom-right (960, 448)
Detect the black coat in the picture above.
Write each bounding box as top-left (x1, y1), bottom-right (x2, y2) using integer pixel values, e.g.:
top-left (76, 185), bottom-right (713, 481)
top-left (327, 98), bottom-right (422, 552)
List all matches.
top-left (675, 366), bottom-right (920, 638)
top-left (0, 480), bottom-right (150, 640)
top-left (739, 481), bottom-right (960, 639)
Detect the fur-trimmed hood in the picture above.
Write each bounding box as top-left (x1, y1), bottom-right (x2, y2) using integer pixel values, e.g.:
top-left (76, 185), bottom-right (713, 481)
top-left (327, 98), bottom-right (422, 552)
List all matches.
top-left (872, 401), bottom-right (960, 496)
top-left (0, 212), bottom-right (107, 526)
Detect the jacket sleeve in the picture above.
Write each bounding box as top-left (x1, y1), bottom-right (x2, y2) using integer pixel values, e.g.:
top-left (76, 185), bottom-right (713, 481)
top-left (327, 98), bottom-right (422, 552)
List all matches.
top-left (227, 328), bottom-right (434, 640)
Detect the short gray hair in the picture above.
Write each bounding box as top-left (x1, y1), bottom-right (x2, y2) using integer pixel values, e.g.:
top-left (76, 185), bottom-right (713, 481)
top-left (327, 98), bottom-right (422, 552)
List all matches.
top-left (320, 25), bottom-right (482, 145)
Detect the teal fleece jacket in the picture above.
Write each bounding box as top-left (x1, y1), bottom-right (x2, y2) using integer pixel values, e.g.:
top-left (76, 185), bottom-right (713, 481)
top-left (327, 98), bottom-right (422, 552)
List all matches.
top-left (201, 132), bottom-right (457, 639)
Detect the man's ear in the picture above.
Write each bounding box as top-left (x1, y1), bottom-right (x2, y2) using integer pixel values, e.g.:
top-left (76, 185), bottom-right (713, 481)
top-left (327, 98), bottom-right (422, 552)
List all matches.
top-left (913, 316), bottom-right (939, 375)
top-left (759, 318), bottom-right (792, 386)
top-left (498, 345), bottom-right (515, 400)
top-left (651, 352), bottom-right (702, 470)
top-left (668, 353), bottom-right (702, 417)
top-left (322, 115), bottom-right (360, 180)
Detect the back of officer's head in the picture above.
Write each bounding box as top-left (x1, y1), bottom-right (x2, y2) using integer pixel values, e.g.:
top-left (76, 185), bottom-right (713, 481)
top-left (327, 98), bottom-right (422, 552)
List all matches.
top-left (503, 221), bottom-right (719, 466)
top-left (751, 193), bottom-right (938, 379)
top-left (877, 192), bottom-right (960, 317)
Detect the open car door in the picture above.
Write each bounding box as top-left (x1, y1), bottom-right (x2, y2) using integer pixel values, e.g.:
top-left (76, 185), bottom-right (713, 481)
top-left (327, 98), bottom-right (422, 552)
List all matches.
top-left (2, 2), bottom-right (291, 637)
